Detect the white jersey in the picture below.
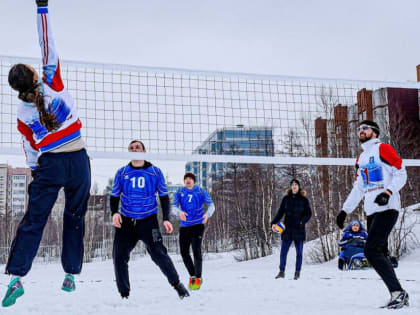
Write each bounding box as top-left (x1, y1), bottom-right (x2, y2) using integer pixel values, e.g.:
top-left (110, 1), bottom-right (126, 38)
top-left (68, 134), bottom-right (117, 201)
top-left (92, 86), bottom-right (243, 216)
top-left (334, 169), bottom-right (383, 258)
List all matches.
top-left (342, 138), bottom-right (407, 216)
top-left (17, 6), bottom-right (84, 169)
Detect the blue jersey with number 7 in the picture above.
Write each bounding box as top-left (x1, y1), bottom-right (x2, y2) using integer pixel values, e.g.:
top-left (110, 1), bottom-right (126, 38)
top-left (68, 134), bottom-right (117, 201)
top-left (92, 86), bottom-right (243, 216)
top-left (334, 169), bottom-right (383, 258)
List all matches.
top-left (173, 186), bottom-right (214, 227)
top-left (111, 163), bottom-right (168, 219)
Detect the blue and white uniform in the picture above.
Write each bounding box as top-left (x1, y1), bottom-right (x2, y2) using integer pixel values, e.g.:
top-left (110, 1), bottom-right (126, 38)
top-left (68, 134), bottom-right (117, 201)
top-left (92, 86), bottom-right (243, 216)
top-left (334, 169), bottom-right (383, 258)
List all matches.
top-left (342, 138), bottom-right (407, 216)
top-left (17, 6), bottom-right (85, 170)
top-left (111, 163), bottom-right (169, 220)
top-left (172, 186), bottom-right (214, 227)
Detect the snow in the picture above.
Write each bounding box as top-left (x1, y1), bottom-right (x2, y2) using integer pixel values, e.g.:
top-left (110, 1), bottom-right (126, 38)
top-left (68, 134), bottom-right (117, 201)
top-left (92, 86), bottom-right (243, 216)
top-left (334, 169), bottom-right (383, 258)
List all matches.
top-left (1, 244), bottom-right (419, 314)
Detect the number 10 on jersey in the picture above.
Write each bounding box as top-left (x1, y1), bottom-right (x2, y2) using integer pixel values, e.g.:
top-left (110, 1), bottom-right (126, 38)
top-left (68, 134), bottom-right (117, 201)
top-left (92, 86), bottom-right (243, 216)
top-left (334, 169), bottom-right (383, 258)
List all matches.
top-left (130, 177), bottom-right (145, 188)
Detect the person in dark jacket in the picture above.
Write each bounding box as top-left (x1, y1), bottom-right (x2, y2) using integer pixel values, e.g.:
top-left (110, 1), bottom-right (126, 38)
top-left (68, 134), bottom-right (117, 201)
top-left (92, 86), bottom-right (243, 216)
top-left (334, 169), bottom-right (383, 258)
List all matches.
top-left (271, 179), bottom-right (312, 280)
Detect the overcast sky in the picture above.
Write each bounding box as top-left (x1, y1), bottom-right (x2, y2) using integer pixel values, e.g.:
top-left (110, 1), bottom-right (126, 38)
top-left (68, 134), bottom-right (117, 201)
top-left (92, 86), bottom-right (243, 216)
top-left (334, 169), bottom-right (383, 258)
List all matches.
top-left (1, 0), bottom-right (419, 82)
top-left (1, 0), bottom-right (420, 190)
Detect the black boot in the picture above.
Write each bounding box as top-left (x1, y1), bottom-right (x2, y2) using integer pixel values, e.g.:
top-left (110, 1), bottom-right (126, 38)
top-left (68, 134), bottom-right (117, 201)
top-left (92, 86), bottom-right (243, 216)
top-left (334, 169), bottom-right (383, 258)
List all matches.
top-left (294, 271), bottom-right (300, 280)
top-left (338, 258), bottom-right (345, 270)
top-left (275, 270), bottom-right (285, 279)
top-left (120, 292), bottom-right (129, 299)
top-left (173, 282), bottom-right (190, 299)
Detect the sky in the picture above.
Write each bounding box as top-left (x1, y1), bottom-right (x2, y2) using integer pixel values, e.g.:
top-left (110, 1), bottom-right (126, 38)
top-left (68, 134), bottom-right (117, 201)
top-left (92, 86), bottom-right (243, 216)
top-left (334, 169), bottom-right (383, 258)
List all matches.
top-left (1, 0), bottom-right (420, 82)
top-left (1, 0), bottom-right (420, 190)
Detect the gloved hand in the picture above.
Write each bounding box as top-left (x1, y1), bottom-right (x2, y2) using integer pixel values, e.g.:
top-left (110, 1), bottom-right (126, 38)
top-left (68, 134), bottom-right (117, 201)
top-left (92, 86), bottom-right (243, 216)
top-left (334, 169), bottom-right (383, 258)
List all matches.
top-left (336, 210), bottom-right (347, 229)
top-left (31, 169), bottom-right (37, 178)
top-left (36, 0), bottom-right (48, 7)
top-left (374, 192), bottom-right (390, 206)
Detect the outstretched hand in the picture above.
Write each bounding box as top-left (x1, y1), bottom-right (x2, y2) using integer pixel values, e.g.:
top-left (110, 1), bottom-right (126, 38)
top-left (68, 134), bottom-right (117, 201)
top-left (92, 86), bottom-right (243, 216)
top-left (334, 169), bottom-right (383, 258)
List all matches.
top-left (36, 0), bottom-right (48, 6)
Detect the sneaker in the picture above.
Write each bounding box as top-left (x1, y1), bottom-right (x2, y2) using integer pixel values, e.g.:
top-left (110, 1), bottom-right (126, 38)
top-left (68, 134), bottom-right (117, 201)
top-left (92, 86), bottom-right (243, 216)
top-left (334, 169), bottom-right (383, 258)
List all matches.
top-left (383, 290), bottom-right (409, 309)
top-left (275, 270), bottom-right (285, 279)
top-left (61, 274), bottom-right (76, 292)
top-left (294, 271), bottom-right (300, 280)
top-left (188, 277), bottom-right (195, 290)
top-left (173, 282), bottom-right (190, 299)
top-left (2, 277), bottom-right (24, 307)
top-left (191, 278), bottom-right (202, 290)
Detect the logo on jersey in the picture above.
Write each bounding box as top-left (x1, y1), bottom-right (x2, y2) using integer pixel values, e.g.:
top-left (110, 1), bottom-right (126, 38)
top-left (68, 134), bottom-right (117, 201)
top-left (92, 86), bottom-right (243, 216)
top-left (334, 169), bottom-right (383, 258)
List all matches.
top-left (27, 115), bottom-right (48, 140)
top-left (360, 156), bottom-right (384, 188)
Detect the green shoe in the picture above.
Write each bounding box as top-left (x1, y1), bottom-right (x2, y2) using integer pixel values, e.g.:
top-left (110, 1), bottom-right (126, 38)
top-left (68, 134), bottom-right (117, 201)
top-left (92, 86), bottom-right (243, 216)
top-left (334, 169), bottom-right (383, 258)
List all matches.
top-left (2, 277), bottom-right (24, 307)
top-left (191, 278), bottom-right (202, 290)
top-left (188, 277), bottom-right (195, 290)
top-left (61, 274), bottom-right (76, 292)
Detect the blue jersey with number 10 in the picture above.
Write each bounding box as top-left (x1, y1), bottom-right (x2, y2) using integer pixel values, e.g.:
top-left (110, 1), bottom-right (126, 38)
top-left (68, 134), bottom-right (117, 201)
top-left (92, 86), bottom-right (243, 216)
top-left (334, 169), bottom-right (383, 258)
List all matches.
top-left (111, 163), bottom-right (168, 220)
top-left (173, 186), bottom-right (214, 227)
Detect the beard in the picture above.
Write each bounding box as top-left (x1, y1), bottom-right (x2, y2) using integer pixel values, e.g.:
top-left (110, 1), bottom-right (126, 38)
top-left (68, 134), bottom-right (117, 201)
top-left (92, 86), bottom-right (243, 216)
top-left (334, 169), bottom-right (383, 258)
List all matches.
top-left (358, 132), bottom-right (373, 143)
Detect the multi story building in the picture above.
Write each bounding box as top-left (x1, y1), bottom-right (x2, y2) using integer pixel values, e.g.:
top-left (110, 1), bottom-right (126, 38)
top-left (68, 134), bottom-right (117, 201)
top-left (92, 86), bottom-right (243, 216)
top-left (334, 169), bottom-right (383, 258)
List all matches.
top-left (186, 126), bottom-right (274, 189)
top-left (347, 103), bottom-right (359, 158)
top-left (7, 167), bottom-right (32, 217)
top-left (334, 105), bottom-right (349, 158)
top-left (0, 164), bottom-right (7, 216)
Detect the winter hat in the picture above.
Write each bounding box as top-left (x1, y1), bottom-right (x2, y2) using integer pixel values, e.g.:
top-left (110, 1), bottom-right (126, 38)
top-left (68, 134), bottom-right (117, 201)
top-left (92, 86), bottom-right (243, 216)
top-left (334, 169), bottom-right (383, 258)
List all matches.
top-left (184, 172), bottom-right (196, 182)
top-left (359, 120), bottom-right (380, 136)
top-left (351, 221), bottom-right (360, 227)
top-left (290, 179), bottom-right (301, 188)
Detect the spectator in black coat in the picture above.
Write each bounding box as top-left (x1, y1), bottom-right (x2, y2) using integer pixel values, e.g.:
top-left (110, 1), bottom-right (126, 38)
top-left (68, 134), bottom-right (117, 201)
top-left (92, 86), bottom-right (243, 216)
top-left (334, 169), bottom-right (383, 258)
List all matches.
top-left (271, 179), bottom-right (312, 280)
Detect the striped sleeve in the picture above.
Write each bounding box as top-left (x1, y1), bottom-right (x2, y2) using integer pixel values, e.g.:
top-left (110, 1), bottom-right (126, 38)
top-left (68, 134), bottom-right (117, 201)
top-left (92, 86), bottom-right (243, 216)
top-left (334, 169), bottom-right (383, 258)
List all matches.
top-left (37, 6), bottom-right (64, 91)
top-left (17, 119), bottom-right (39, 169)
top-left (202, 188), bottom-right (215, 217)
top-left (202, 188), bottom-right (214, 205)
top-left (155, 167), bottom-right (169, 196)
top-left (379, 143), bottom-right (407, 194)
top-left (171, 189), bottom-right (182, 216)
top-left (111, 168), bottom-right (123, 197)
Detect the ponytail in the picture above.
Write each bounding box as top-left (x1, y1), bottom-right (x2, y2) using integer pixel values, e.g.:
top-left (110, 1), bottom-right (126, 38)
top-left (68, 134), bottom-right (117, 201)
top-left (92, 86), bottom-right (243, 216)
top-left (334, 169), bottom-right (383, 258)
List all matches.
top-left (9, 64), bottom-right (61, 131)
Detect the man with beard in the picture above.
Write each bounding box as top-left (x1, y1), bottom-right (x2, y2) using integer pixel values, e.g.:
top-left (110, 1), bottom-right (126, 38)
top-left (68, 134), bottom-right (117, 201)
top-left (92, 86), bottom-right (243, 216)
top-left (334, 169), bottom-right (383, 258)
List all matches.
top-left (336, 120), bottom-right (408, 309)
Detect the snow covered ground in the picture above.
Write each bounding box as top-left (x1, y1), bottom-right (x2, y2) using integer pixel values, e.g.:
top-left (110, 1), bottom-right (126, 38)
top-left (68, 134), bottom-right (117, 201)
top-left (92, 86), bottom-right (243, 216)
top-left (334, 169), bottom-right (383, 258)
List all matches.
top-left (1, 245), bottom-right (419, 315)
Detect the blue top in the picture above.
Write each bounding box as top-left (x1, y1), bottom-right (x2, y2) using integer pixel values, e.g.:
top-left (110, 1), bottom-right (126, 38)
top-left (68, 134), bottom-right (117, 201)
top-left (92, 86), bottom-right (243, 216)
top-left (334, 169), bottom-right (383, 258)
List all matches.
top-left (339, 220), bottom-right (368, 249)
top-left (111, 163), bottom-right (168, 219)
top-left (172, 186), bottom-right (214, 227)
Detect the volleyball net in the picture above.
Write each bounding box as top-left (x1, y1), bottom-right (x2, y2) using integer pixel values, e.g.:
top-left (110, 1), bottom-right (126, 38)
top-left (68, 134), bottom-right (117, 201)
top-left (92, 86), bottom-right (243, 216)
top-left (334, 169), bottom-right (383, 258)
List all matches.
top-left (1, 54), bottom-right (419, 167)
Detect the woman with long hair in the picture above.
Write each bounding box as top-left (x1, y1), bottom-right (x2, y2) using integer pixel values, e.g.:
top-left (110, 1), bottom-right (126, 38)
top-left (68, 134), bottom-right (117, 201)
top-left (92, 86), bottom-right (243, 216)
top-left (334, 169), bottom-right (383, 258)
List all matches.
top-left (2, 0), bottom-right (91, 307)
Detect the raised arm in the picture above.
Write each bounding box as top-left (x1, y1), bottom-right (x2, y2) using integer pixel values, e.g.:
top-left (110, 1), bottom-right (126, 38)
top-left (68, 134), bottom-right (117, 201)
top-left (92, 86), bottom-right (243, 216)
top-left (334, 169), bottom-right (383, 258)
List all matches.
top-left (36, 1), bottom-right (64, 91)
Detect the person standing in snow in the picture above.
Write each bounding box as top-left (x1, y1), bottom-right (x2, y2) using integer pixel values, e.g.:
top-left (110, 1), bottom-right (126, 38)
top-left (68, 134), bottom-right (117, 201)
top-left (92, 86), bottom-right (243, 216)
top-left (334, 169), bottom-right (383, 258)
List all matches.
top-left (271, 179), bottom-right (312, 280)
top-left (336, 120), bottom-right (408, 309)
top-left (110, 140), bottom-right (189, 300)
top-left (172, 173), bottom-right (215, 290)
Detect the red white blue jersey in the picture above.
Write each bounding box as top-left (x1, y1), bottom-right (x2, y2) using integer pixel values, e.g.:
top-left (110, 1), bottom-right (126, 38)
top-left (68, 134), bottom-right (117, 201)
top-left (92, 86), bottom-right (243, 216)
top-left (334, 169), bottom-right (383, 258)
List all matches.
top-left (343, 138), bottom-right (407, 216)
top-left (172, 186), bottom-right (214, 227)
top-left (111, 163), bottom-right (169, 220)
top-left (17, 7), bottom-right (83, 169)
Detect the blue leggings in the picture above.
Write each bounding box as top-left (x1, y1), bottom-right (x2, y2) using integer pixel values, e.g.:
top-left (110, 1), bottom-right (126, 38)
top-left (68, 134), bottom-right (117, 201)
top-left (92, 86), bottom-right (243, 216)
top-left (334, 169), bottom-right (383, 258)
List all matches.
top-left (280, 240), bottom-right (304, 272)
